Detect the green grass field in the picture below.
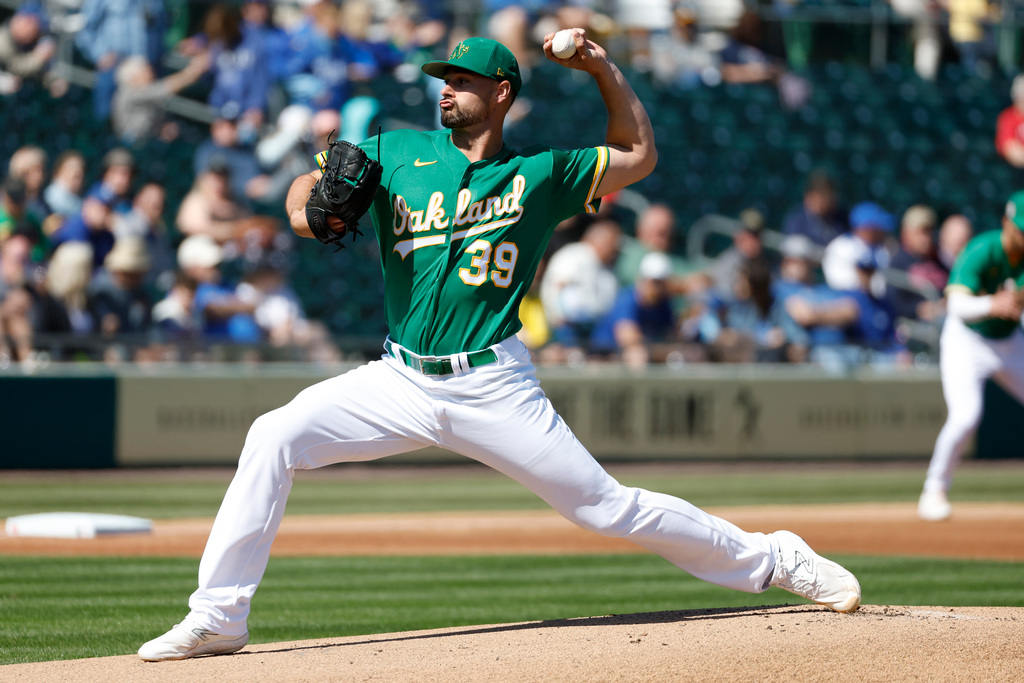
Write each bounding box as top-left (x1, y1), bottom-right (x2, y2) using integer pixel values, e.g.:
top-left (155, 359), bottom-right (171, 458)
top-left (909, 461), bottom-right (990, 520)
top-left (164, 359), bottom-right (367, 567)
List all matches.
top-left (1, 461), bottom-right (1022, 665)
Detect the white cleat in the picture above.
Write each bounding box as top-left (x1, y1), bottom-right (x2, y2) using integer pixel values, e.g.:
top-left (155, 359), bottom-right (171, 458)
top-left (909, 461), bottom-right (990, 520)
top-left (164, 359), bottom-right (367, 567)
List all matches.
top-left (138, 617), bottom-right (249, 661)
top-left (770, 530), bottom-right (861, 613)
top-left (918, 490), bottom-right (952, 521)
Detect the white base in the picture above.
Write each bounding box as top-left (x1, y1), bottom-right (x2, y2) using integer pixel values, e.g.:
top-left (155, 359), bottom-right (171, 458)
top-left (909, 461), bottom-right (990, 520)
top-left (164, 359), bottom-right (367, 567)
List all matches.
top-left (5, 512), bottom-right (153, 538)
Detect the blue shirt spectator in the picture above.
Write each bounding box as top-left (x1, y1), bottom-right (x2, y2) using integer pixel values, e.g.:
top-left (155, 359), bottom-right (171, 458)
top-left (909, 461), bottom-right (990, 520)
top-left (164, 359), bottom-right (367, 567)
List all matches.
top-left (241, 0), bottom-right (291, 81)
top-left (280, 7), bottom-right (352, 111)
top-left (589, 252), bottom-right (675, 368)
top-left (50, 184), bottom-right (117, 270)
top-left (190, 3), bottom-right (269, 132)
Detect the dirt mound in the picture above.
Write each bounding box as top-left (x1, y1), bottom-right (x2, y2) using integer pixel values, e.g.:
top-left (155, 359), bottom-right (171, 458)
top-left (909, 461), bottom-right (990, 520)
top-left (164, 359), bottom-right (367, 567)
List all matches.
top-left (5, 605), bottom-right (1021, 682)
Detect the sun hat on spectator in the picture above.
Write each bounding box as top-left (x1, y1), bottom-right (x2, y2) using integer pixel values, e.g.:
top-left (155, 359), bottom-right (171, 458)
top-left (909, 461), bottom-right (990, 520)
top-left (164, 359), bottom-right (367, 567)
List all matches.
top-left (105, 236), bottom-right (151, 273)
top-left (177, 234), bottom-right (223, 269)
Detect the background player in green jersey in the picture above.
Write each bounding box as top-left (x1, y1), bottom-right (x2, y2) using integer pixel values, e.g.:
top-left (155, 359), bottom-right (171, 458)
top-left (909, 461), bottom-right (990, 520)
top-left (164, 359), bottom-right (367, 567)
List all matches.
top-left (139, 31), bottom-right (860, 662)
top-left (919, 191), bottom-right (1024, 520)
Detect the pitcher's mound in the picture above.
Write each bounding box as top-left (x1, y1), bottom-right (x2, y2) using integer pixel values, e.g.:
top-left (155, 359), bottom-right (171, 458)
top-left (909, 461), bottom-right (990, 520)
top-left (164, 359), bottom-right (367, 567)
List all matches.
top-left (8, 605), bottom-right (1022, 682)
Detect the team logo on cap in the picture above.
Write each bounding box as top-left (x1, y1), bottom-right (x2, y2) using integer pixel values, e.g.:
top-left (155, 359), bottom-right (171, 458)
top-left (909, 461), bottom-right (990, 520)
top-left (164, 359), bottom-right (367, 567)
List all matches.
top-left (1008, 200), bottom-right (1017, 220)
top-left (450, 42), bottom-right (469, 59)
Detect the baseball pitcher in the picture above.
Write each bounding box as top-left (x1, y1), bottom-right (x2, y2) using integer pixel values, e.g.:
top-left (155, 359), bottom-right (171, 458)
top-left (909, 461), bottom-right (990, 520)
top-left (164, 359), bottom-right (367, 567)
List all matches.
top-left (139, 32), bottom-right (860, 661)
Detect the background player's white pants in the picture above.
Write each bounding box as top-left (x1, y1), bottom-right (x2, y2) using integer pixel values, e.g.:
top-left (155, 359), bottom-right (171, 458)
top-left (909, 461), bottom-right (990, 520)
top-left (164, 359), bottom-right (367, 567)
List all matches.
top-left (187, 336), bottom-right (776, 635)
top-left (925, 317), bottom-right (1024, 494)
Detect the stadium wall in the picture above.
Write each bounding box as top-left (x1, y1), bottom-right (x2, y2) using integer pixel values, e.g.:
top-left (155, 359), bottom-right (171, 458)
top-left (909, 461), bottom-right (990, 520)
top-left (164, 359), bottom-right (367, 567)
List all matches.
top-left (11, 365), bottom-right (1023, 468)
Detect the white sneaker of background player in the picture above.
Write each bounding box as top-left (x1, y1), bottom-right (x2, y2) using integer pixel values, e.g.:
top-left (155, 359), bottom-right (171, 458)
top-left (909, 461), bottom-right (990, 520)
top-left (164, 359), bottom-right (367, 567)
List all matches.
top-left (918, 490), bottom-right (952, 521)
top-left (769, 530), bottom-right (861, 613)
top-left (138, 616), bottom-right (248, 661)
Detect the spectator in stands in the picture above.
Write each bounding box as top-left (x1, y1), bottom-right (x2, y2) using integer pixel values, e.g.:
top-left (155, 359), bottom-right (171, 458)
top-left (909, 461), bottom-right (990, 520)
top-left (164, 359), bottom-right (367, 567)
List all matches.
top-left (240, 0), bottom-right (291, 83)
top-left (75, 0), bottom-right (169, 121)
top-left (822, 201), bottom-right (895, 296)
top-left (91, 148), bottom-right (136, 215)
top-left (113, 182), bottom-right (175, 293)
top-left (649, 7), bottom-right (721, 91)
top-left (887, 0), bottom-right (941, 80)
top-left (947, 0), bottom-right (997, 78)
top-left (841, 251), bottom-right (905, 366)
top-left (176, 162), bottom-right (277, 260)
top-left (152, 271), bottom-right (200, 342)
top-left (176, 234), bottom-right (260, 343)
top-left (50, 148), bottom-right (137, 268)
top-left (39, 241), bottom-right (95, 342)
top-left (591, 251), bottom-right (681, 368)
top-left (782, 170), bottom-right (847, 247)
top-left (8, 145), bottom-right (49, 231)
top-left (700, 258), bottom-right (787, 363)
top-left (706, 207), bottom-right (770, 298)
top-left (0, 177), bottom-right (31, 243)
top-left (718, 9), bottom-right (809, 110)
top-left (937, 214), bottom-right (973, 273)
top-left (255, 106), bottom-right (339, 206)
top-left (0, 3), bottom-right (64, 97)
top-left (88, 236), bottom-right (153, 338)
top-left (785, 251), bottom-right (903, 371)
top-left (341, 0), bottom-right (407, 83)
top-left (194, 110), bottom-right (272, 205)
top-left (50, 183), bottom-right (118, 270)
top-left (775, 234), bottom-right (850, 364)
top-left (236, 259), bottom-right (336, 358)
top-left (42, 150), bottom-right (86, 223)
top-left (995, 74), bottom-right (1024, 169)
top-left (198, 3), bottom-right (270, 142)
top-left (616, 202), bottom-right (699, 290)
top-left (540, 219), bottom-right (622, 363)
top-left (0, 231), bottom-right (34, 362)
top-left (889, 204), bottom-right (946, 321)
top-left (381, 0), bottom-right (448, 64)
top-left (278, 1), bottom-right (353, 112)
top-left (112, 52), bottom-right (211, 145)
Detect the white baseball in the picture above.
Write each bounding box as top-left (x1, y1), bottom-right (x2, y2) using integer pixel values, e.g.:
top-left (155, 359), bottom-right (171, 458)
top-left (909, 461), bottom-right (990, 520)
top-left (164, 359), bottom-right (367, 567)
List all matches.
top-left (551, 30), bottom-right (577, 60)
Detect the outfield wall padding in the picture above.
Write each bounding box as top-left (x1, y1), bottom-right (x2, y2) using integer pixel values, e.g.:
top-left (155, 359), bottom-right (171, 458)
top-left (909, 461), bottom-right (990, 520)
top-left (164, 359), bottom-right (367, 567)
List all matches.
top-left (2, 365), bottom-right (1013, 468)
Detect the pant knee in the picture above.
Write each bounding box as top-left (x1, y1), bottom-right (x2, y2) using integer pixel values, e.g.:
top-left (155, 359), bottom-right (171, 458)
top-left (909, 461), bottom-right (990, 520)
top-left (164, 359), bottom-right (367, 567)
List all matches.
top-left (567, 486), bottom-right (641, 538)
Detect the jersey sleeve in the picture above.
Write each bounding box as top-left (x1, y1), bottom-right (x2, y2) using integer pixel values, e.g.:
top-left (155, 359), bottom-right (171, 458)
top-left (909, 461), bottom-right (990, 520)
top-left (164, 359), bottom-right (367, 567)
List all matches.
top-left (547, 146), bottom-right (610, 221)
top-left (945, 236), bottom-right (988, 295)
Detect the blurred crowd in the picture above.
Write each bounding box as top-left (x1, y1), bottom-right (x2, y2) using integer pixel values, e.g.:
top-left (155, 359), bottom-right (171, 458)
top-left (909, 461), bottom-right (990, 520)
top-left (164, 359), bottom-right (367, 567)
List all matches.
top-left (0, 0), bottom-right (1011, 369)
top-left (526, 174), bottom-right (974, 371)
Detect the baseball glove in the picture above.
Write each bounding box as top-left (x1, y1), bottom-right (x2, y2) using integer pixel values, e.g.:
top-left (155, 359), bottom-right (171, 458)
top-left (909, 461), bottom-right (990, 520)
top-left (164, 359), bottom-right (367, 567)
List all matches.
top-left (305, 135), bottom-right (382, 249)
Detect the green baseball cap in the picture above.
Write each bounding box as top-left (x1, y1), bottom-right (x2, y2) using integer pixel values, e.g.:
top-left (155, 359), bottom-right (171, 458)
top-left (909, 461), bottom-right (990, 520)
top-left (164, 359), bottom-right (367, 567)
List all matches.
top-left (1006, 190), bottom-right (1024, 230)
top-left (421, 37), bottom-right (522, 95)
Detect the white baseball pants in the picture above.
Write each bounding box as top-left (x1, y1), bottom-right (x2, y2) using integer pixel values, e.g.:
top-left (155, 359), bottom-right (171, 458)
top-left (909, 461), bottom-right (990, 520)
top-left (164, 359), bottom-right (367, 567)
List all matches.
top-left (186, 336), bottom-right (776, 635)
top-left (924, 317), bottom-right (1024, 494)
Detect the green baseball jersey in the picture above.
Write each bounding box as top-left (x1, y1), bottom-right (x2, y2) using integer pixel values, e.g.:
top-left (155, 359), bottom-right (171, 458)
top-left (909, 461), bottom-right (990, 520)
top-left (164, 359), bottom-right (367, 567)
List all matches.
top-left (327, 129), bottom-right (608, 356)
top-left (946, 229), bottom-right (1024, 339)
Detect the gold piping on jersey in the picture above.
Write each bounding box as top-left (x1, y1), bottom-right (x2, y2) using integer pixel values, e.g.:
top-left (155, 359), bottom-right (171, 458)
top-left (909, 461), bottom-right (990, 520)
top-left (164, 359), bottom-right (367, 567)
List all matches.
top-left (583, 146), bottom-right (609, 214)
